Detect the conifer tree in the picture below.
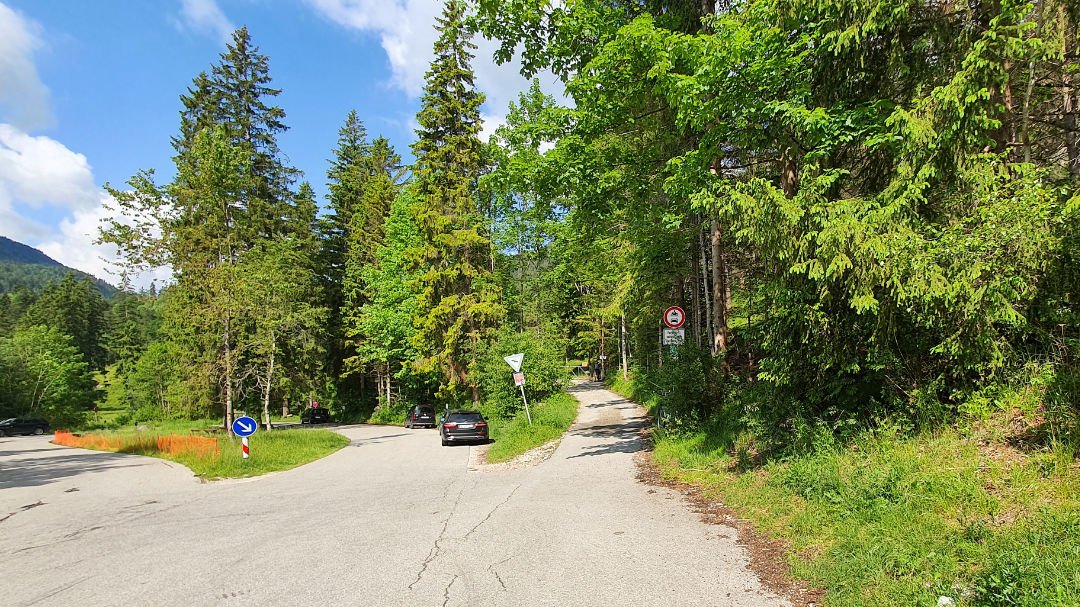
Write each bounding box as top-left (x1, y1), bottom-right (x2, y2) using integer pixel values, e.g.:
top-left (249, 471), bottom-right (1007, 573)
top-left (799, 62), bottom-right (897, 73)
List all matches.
top-left (411, 0), bottom-right (503, 403)
top-left (341, 137), bottom-right (405, 391)
top-left (174, 26), bottom-right (296, 241)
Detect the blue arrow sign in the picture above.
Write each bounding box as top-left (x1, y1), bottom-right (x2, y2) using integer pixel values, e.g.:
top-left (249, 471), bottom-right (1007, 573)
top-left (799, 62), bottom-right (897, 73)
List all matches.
top-left (232, 416), bottom-right (258, 437)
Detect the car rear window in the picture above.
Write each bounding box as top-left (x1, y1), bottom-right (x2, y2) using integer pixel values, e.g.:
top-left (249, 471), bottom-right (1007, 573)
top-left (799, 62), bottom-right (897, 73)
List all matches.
top-left (418, 407), bottom-right (434, 415)
top-left (447, 412), bottom-right (483, 423)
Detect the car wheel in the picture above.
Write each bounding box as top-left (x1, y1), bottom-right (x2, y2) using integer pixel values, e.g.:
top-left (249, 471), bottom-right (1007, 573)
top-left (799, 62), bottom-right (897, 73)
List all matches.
top-left (0, 429), bottom-right (6, 437)
top-left (405, 421), bottom-right (412, 429)
top-left (34, 427), bottom-right (44, 435)
top-left (441, 438), bottom-right (448, 446)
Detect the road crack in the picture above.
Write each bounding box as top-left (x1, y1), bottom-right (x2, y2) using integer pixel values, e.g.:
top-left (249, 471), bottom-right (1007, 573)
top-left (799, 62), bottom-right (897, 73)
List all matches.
top-left (486, 555), bottom-right (515, 592)
top-left (441, 574), bottom-right (459, 607)
top-left (409, 479), bottom-right (467, 590)
top-left (464, 484), bottom-right (520, 540)
top-left (0, 500), bottom-right (46, 525)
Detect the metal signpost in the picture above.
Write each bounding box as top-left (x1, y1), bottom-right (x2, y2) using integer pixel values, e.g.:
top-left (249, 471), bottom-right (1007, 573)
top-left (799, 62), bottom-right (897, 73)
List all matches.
top-left (232, 416), bottom-right (258, 459)
top-left (503, 353), bottom-right (532, 425)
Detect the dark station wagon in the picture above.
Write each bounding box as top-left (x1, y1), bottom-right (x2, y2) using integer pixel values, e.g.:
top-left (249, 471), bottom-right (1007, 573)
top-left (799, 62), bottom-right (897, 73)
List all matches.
top-left (439, 410), bottom-right (489, 446)
top-left (300, 407), bottom-right (331, 425)
top-left (405, 405), bottom-right (436, 429)
top-left (0, 418), bottom-right (51, 436)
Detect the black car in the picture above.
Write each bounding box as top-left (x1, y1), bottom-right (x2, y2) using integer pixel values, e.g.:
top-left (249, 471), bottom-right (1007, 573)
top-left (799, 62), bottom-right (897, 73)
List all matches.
top-left (0, 418), bottom-right (50, 436)
top-left (405, 405), bottom-right (436, 429)
top-left (300, 407), bottom-right (331, 425)
top-left (439, 410), bottom-right (489, 446)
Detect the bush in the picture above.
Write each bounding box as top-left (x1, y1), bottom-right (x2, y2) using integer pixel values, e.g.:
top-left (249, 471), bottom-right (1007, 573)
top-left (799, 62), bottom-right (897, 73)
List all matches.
top-left (475, 327), bottom-right (568, 418)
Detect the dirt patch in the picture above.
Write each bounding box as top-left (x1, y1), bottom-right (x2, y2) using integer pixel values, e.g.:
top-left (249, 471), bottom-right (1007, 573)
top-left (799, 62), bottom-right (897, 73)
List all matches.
top-left (635, 451), bottom-right (825, 607)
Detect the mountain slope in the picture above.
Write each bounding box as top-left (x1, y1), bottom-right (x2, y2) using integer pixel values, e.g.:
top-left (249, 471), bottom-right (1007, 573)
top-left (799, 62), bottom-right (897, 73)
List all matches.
top-left (0, 236), bottom-right (117, 297)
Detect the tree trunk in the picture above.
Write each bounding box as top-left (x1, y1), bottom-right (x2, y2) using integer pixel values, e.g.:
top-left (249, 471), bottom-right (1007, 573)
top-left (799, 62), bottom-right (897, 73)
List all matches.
top-left (691, 236), bottom-right (702, 348)
top-left (224, 315), bottom-right (234, 435)
top-left (375, 366), bottom-right (384, 407)
top-left (1063, 9), bottom-right (1080, 176)
top-left (700, 227), bottom-right (714, 348)
top-left (385, 364), bottom-right (392, 405)
top-left (710, 218), bottom-right (729, 354)
top-left (621, 314), bottom-right (629, 380)
top-left (261, 342), bottom-right (275, 431)
top-left (780, 142), bottom-right (799, 198)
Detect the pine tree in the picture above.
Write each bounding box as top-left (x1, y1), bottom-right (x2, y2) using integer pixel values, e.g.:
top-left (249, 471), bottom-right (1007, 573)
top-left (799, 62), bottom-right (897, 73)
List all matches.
top-left (411, 0), bottom-right (503, 403)
top-left (20, 274), bottom-right (107, 369)
top-left (174, 26), bottom-right (296, 241)
top-left (341, 136), bottom-right (405, 392)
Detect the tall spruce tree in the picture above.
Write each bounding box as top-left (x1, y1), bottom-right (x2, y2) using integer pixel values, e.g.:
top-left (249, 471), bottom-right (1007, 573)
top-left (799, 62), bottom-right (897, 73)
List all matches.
top-left (174, 26), bottom-right (296, 241)
top-left (321, 111), bottom-right (371, 401)
top-left (411, 0), bottom-right (503, 403)
top-left (341, 136), bottom-right (405, 395)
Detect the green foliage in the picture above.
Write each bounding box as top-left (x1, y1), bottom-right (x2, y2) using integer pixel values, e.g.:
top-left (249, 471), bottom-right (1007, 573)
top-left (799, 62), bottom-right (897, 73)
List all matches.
top-left (0, 325), bottom-right (94, 426)
top-left (21, 273), bottom-right (108, 369)
top-left (475, 326), bottom-right (568, 418)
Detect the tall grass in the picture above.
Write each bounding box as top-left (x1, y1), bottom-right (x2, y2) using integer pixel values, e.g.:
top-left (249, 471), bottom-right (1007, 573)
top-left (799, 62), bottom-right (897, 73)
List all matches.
top-left (485, 392), bottom-right (579, 463)
top-left (653, 428), bottom-right (1080, 606)
top-left (52, 429), bottom-right (349, 479)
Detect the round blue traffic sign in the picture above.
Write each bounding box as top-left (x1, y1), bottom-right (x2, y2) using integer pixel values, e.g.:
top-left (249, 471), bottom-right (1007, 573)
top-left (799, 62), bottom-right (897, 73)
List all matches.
top-left (232, 416), bottom-right (258, 437)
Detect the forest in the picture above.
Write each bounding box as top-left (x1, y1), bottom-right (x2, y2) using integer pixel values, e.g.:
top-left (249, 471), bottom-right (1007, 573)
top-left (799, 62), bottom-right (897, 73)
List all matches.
top-left (0, 0), bottom-right (1077, 455)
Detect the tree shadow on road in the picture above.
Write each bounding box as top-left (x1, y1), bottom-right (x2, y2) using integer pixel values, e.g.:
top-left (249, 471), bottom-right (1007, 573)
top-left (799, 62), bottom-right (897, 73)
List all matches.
top-left (566, 417), bottom-right (649, 459)
top-left (0, 442), bottom-right (142, 490)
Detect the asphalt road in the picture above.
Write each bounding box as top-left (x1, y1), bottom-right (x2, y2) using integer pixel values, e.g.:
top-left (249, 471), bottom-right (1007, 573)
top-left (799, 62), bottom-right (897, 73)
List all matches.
top-left (0, 383), bottom-right (788, 607)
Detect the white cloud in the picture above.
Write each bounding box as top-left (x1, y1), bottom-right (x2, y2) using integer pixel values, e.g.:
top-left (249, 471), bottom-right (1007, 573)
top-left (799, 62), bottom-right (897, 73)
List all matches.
top-left (0, 124), bottom-right (167, 289)
top-left (177, 0), bottom-right (235, 44)
top-left (0, 124), bottom-right (98, 211)
top-left (306, 0), bottom-right (567, 126)
top-left (37, 193), bottom-right (171, 291)
top-left (0, 2), bottom-right (53, 130)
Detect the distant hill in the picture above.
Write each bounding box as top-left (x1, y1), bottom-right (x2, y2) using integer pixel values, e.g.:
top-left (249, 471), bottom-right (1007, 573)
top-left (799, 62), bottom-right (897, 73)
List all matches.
top-left (0, 236), bottom-right (118, 297)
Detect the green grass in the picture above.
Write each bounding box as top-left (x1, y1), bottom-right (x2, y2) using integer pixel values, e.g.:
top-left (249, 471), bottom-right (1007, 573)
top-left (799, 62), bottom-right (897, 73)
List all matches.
top-left (178, 429), bottom-right (350, 478)
top-left (653, 427), bottom-right (1080, 606)
top-left (57, 428), bottom-right (349, 479)
top-left (485, 392), bottom-right (579, 463)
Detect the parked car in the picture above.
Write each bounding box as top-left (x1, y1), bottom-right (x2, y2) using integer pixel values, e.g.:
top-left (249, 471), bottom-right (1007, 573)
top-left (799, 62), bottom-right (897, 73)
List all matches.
top-left (405, 405), bottom-right (436, 429)
top-left (439, 410), bottom-right (489, 446)
top-left (0, 418), bottom-right (50, 436)
top-left (300, 407), bottom-right (331, 425)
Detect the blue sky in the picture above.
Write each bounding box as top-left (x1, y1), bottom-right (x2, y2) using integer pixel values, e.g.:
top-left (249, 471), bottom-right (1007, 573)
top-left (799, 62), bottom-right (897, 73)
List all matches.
top-left (0, 0), bottom-right (559, 287)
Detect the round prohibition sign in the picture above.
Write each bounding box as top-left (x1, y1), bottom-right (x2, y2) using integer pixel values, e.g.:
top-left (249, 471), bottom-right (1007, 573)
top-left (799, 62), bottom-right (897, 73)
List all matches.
top-left (663, 306), bottom-right (686, 329)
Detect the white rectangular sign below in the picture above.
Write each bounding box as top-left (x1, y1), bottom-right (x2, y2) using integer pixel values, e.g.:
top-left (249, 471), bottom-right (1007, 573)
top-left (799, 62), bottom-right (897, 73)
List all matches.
top-left (663, 328), bottom-right (685, 346)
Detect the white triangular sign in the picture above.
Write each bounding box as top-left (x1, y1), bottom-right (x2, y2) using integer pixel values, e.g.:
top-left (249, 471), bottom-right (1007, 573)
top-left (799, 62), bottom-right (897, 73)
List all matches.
top-left (503, 353), bottom-right (524, 372)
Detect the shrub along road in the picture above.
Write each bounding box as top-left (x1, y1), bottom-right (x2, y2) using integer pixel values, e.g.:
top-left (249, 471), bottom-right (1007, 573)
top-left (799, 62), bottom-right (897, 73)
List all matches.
top-left (0, 383), bottom-right (787, 607)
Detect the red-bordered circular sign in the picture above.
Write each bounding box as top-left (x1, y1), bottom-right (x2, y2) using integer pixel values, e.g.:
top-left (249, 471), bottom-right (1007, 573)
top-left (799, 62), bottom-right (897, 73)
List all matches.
top-left (663, 306), bottom-right (686, 329)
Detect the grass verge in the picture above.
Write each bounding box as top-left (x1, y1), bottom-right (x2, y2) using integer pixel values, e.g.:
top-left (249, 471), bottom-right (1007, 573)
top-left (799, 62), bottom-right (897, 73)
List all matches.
top-left (652, 426), bottom-right (1079, 607)
top-left (54, 428), bottom-right (349, 479)
top-left (485, 392), bottom-right (579, 463)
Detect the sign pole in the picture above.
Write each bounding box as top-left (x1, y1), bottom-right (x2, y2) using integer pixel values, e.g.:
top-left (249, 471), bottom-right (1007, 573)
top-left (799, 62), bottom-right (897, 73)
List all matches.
top-left (504, 353), bottom-right (532, 426)
top-left (519, 384), bottom-right (532, 425)
top-left (241, 437), bottom-right (249, 460)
